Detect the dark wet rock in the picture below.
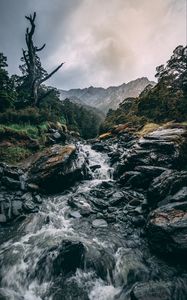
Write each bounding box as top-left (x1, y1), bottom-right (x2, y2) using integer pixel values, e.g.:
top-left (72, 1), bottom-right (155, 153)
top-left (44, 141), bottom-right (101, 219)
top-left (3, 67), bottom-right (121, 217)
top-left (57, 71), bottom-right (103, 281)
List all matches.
top-left (35, 240), bottom-right (85, 282)
top-left (147, 201), bottom-right (187, 260)
top-left (12, 200), bottom-right (23, 216)
top-left (114, 248), bottom-right (149, 286)
top-left (33, 194), bottom-right (43, 204)
top-left (119, 166), bottom-right (168, 190)
top-left (148, 170), bottom-right (187, 207)
top-left (109, 191), bottom-right (125, 206)
top-left (122, 190), bottom-right (146, 205)
top-left (128, 199), bottom-right (142, 207)
top-left (22, 193), bottom-right (38, 212)
top-left (91, 142), bottom-right (109, 152)
top-left (0, 214), bottom-right (6, 223)
top-left (21, 192), bottom-right (33, 202)
top-left (2, 177), bottom-right (21, 190)
top-left (84, 245), bottom-right (114, 281)
top-left (80, 207), bottom-right (93, 216)
top-left (89, 164), bottom-right (101, 172)
top-left (130, 278), bottom-right (187, 300)
top-left (3, 167), bottom-right (23, 180)
top-left (114, 127), bottom-right (187, 180)
top-left (28, 144), bottom-right (88, 193)
top-left (132, 215), bottom-right (145, 227)
top-left (23, 201), bottom-right (38, 213)
top-left (89, 197), bottom-right (108, 209)
top-left (135, 165), bottom-right (168, 177)
top-left (108, 150), bottom-right (122, 164)
top-left (53, 240), bottom-right (85, 276)
top-left (167, 187), bottom-right (187, 203)
top-left (92, 219), bottom-right (108, 228)
top-left (118, 171), bottom-right (144, 188)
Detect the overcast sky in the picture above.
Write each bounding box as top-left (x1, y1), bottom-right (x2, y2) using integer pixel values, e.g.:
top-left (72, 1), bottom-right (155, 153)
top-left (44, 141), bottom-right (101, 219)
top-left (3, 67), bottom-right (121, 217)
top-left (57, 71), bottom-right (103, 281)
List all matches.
top-left (0, 0), bottom-right (186, 89)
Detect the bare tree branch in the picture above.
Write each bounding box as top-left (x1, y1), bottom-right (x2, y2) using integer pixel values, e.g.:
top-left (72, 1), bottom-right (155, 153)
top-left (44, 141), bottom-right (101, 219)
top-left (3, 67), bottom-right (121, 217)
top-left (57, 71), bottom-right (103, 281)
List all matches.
top-left (36, 44), bottom-right (46, 52)
top-left (40, 63), bottom-right (64, 83)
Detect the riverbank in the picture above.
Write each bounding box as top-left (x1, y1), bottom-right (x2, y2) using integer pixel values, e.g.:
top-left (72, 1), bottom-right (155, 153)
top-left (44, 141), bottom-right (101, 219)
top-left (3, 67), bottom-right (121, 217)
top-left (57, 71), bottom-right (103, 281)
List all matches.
top-left (0, 123), bottom-right (187, 299)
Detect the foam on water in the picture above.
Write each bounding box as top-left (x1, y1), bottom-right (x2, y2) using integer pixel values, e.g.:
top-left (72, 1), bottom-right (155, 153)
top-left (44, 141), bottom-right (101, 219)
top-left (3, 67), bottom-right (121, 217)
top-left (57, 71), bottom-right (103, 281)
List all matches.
top-left (0, 144), bottom-right (119, 299)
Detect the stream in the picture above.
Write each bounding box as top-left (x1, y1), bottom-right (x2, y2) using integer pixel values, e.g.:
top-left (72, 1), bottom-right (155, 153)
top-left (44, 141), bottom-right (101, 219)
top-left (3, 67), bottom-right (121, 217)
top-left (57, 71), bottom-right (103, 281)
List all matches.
top-left (0, 144), bottom-right (186, 300)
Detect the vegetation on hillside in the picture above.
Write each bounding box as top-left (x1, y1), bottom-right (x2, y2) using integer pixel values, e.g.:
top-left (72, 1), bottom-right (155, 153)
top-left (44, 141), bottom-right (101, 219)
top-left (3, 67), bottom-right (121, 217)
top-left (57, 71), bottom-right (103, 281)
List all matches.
top-left (0, 13), bottom-right (103, 163)
top-left (61, 99), bottom-right (103, 139)
top-left (101, 45), bottom-right (187, 133)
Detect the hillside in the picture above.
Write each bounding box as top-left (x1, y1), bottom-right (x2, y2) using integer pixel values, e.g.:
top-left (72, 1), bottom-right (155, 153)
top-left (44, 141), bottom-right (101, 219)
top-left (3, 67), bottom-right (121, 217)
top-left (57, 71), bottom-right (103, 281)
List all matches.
top-left (101, 45), bottom-right (187, 132)
top-left (59, 77), bottom-right (155, 113)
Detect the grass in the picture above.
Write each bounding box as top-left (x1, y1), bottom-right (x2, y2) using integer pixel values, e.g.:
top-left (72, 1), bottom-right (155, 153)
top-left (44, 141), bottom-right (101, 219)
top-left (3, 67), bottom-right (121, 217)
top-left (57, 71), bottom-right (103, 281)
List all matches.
top-left (137, 123), bottom-right (160, 137)
top-left (0, 123), bottom-right (49, 139)
top-left (0, 146), bottom-right (32, 164)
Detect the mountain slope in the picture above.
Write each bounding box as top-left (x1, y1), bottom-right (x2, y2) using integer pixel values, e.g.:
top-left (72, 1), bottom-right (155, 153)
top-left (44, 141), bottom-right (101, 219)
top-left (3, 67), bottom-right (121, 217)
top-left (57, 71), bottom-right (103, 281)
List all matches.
top-left (100, 45), bottom-right (187, 132)
top-left (59, 77), bottom-right (155, 113)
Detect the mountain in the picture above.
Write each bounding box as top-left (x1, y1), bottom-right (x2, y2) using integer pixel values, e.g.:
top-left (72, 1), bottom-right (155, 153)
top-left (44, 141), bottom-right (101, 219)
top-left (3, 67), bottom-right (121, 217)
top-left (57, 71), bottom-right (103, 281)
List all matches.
top-left (100, 45), bottom-right (187, 133)
top-left (59, 77), bottom-right (156, 114)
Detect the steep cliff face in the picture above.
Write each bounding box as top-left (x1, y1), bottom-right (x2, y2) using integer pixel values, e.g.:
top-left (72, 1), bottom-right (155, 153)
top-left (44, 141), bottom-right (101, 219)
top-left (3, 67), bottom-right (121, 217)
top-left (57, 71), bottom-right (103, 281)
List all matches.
top-left (59, 77), bottom-right (155, 113)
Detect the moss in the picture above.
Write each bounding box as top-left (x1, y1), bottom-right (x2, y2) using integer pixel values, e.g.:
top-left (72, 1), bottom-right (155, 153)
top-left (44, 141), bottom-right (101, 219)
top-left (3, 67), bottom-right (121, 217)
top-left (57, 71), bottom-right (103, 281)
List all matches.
top-left (0, 146), bottom-right (32, 164)
top-left (137, 123), bottom-right (160, 137)
top-left (0, 123), bottom-right (49, 140)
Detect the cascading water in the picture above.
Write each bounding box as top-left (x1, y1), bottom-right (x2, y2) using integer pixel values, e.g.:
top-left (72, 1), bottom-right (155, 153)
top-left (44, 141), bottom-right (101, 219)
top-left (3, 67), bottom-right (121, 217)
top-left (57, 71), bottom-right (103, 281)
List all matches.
top-left (0, 145), bottom-right (122, 300)
top-left (1, 144), bottom-right (186, 300)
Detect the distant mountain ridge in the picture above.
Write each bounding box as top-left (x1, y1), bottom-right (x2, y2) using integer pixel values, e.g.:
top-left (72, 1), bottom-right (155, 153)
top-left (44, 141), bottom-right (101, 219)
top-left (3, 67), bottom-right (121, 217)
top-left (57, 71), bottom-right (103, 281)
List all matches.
top-left (59, 77), bottom-right (156, 113)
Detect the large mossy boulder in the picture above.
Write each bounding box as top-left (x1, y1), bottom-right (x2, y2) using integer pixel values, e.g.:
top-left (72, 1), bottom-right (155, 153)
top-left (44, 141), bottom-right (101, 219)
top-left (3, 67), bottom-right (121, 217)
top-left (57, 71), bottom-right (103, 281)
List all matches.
top-left (28, 144), bottom-right (88, 193)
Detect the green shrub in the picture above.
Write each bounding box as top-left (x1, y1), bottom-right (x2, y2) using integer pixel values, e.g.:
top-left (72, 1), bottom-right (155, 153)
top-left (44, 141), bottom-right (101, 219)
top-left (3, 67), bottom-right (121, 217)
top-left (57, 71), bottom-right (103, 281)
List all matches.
top-left (0, 146), bottom-right (31, 164)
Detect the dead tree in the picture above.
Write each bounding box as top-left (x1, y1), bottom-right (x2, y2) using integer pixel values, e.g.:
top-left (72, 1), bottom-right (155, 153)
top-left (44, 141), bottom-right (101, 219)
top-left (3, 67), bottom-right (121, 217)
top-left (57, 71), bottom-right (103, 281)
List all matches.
top-left (20, 12), bottom-right (64, 106)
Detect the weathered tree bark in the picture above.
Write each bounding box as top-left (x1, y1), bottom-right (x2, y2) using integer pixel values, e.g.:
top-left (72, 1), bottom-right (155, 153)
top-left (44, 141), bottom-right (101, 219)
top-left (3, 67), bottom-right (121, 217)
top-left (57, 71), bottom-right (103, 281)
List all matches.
top-left (22, 12), bottom-right (64, 106)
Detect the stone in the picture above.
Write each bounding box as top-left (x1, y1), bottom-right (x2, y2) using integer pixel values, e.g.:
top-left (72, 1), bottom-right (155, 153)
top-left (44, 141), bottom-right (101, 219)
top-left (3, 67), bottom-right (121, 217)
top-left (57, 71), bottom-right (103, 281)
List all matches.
top-left (28, 144), bottom-right (88, 193)
top-left (109, 191), bottom-right (125, 206)
top-left (84, 245), bottom-right (114, 281)
top-left (147, 201), bottom-right (187, 259)
top-left (22, 193), bottom-right (38, 212)
top-left (2, 177), bottom-right (21, 190)
top-left (33, 194), bottom-right (43, 204)
top-left (69, 211), bottom-right (81, 219)
top-left (90, 164), bottom-right (101, 172)
top-left (21, 192), bottom-right (33, 202)
top-left (4, 168), bottom-right (23, 180)
top-left (35, 240), bottom-right (85, 281)
top-left (131, 281), bottom-right (172, 300)
top-left (92, 219), bottom-right (108, 228)
top-left (12, 200), bottom-right (23, 216)
top-left (53, 131), bottom-right (61, 139)
top-left (0, 214), bottom-right (6, 223)
top-left (91, 143), bottom-right (107, 152)
top-left (148, 170), bottom-right (187, 207)
top-left (23, 201), bottom-right (38, 212)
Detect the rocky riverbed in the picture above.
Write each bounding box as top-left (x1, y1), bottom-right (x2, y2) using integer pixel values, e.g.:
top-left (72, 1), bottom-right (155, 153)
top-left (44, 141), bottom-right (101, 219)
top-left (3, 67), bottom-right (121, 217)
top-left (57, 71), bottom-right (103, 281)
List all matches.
top-left (0, 124), bottom-right (187, 300)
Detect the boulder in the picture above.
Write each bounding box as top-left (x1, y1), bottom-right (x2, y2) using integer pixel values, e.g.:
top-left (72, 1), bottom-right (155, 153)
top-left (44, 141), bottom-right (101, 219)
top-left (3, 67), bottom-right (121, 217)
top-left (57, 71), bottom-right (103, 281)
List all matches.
top-left (34, 240), bottom-right (85, 282)
top-left (148, 170), bottom-right (187, 207)
top-left (115, 126), bottom-right (187, 180)
top-left (147, 201), bottom-right (187, 260)
top-left (28, 144), bottom-right (88, 193)
top-left (2, 177), bottom-right (21, 190)
top-left (91, 143), bottom-right (108, 152)
top-left (130, 281), bottom-right (172, 300)
top-left (130, 278), bottom-right (187, 300)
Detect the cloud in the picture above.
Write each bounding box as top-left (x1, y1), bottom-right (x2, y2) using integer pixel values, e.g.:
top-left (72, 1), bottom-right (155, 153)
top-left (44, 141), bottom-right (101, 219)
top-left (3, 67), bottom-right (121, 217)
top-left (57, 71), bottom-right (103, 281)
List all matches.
top-left (0, 0), bottom-right (186, 89)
